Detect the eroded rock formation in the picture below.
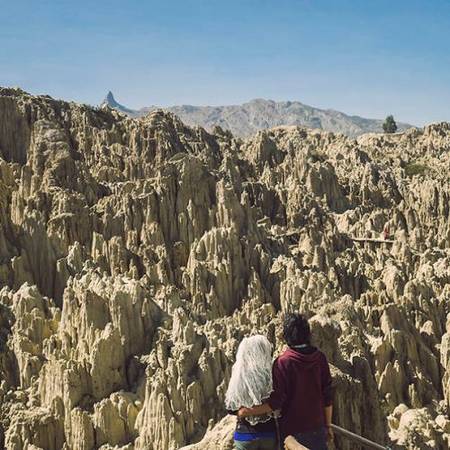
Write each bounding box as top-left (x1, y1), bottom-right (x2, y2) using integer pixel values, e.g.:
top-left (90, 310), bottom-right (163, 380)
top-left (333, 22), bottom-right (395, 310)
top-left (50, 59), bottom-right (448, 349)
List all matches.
top-left (0, 88), bottom-right (449, 449)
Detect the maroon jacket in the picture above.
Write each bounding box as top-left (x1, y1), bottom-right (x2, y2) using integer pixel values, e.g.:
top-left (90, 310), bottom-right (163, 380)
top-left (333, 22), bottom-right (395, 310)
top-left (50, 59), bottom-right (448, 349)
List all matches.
top-left (268, 346), bottom-right (333, 437)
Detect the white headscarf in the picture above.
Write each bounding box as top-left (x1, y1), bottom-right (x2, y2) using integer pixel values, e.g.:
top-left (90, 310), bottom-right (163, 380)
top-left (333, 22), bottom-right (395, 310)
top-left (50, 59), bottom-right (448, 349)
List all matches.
top-left (225, 335), bottom-right (274, 425)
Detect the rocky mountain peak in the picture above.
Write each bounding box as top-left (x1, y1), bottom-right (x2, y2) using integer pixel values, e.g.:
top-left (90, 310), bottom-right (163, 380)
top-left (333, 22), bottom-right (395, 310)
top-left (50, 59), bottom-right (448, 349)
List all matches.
top-left (103, 90), bottom-right (116, 105)
top-left (102, 91), bottom-right (120, 108)
top-left (99, 93), bottom-right (414, 138)
top-left (101, 90), bottom-right (133, 114)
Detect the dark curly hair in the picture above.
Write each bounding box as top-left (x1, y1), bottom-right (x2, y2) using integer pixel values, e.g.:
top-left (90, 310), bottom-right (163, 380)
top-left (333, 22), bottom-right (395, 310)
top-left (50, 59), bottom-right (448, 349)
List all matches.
top-left (283, 313), bottom-right (311, 347)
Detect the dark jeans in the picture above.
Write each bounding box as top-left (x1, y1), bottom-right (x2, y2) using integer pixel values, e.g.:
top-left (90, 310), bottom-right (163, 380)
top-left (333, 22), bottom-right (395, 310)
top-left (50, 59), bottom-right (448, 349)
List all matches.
top-left (293, 427), bottom-right (328, 450)
top-left (234, 437), bottom-right (277, 450)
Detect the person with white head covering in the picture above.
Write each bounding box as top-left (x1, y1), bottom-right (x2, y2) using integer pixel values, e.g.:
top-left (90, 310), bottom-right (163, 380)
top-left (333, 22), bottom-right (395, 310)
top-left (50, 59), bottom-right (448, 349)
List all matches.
top-left (225, 334), bottom-right (279, 449)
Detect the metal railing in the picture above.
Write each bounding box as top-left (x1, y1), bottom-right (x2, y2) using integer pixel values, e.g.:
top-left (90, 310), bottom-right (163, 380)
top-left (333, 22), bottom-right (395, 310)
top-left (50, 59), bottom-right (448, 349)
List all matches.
top-left (284, 424), bottom-right (392, 450)
top-left (331, 424), bottom-right (392, 450)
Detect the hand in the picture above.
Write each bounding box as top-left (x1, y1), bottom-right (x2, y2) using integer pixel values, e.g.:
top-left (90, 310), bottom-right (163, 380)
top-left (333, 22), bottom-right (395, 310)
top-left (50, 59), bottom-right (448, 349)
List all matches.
top-left (326, 426), bottom-right (334, 442)
top-left (237, 407), bottom-right (249, 418)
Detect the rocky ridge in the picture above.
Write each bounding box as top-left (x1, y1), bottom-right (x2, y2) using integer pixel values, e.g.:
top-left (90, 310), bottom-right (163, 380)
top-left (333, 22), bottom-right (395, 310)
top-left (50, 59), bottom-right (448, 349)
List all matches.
top-left (0, 87), bottom-right (449, 449)
top-left (101, 92), bottom-right (413, 138)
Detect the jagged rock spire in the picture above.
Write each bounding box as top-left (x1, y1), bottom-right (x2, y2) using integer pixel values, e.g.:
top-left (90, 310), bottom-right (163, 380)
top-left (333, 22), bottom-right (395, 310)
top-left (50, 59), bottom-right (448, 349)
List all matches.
top-left (100, 91), bottom-right (134, 114)
top-left (102, 91), bottom-right (119, 107)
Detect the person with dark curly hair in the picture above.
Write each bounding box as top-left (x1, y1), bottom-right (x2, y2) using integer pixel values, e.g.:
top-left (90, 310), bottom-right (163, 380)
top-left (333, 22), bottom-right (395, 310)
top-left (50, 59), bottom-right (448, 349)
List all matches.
top-left (238, 313), bottom-right (333, 450)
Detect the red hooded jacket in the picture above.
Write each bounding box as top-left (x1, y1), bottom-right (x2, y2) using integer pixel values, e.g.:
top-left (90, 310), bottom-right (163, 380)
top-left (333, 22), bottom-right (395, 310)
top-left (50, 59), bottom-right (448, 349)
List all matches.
top-left (268, 346), bottom-right (333, 437)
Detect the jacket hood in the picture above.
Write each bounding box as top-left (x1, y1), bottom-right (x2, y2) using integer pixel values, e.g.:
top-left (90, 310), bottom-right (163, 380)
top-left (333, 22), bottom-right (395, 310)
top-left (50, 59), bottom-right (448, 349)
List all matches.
top-left (281, 347), bottom-right (323, 368)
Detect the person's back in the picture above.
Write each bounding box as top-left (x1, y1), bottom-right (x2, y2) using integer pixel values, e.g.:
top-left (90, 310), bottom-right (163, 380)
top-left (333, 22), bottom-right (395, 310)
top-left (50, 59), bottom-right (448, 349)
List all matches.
top-left (268, 314), bottom-right (333, 450)
top-left (269, 345), bottom-right (332, 437)
top-left (225, 335), bottom-right (277, 450)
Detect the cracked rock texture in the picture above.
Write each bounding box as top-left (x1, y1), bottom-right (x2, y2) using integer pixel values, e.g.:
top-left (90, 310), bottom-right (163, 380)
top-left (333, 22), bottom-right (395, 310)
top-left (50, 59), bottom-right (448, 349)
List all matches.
top-left (0, 87), bottom-right (449, 450)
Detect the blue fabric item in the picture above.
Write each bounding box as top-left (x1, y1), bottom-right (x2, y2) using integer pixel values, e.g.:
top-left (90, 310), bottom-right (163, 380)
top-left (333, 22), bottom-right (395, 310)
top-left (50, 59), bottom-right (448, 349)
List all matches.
top-left (234, 431), bottom-right (276, 441)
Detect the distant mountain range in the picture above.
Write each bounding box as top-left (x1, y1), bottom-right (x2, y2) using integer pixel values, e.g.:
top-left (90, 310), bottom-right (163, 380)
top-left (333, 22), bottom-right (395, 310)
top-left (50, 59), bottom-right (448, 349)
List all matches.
top-left (101, 91), bottom-right (413, 138)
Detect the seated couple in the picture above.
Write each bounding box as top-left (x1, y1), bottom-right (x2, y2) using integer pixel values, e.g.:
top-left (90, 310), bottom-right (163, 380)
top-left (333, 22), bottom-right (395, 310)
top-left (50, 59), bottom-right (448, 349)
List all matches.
top-left (225, 313), bottom-right (333, 450)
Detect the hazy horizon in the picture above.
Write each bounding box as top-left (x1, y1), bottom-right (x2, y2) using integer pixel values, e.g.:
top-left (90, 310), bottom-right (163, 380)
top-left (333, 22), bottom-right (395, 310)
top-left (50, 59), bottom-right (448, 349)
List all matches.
top-left (2, 0), bottom-right (450, 126)
top-left (100, 91), bottom-right (417, 125)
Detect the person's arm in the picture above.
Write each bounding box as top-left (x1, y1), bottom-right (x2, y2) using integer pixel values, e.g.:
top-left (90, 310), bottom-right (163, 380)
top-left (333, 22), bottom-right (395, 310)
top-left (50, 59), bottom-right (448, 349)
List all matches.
top-left (324, 405), bottom-right (332, 427)
top-left (325, 405), bottom-right (333, 441)
top-left (238, 357), bottom-right (287, 417)
top-left (267, 357), bottom-right (288, 412)
top-left (321, 354), bottom-right (334, 441)
top-left (238, 403), bottom-right (272, 418)
top-left (321, 354), bottom-right (333, 407)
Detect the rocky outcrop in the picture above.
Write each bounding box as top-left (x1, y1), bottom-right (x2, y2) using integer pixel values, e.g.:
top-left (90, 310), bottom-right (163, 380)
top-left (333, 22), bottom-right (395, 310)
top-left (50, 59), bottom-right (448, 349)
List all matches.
top-left (0, 87), bottom-right (448, 449)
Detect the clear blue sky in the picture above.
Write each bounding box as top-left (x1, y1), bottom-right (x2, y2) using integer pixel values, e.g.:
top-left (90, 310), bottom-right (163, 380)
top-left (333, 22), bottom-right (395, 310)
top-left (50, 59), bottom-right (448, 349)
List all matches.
top-left (1, 0), bottom-right (449, 125)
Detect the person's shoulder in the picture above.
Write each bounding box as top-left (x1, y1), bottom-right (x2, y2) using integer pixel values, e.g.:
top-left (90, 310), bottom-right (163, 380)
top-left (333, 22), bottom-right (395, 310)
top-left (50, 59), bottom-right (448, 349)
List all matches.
top-left (274, 349), bottom-right (292, 365)
top-left (278, 348), bottom-right (305, 364)
top-left (315, 349), bottom-right (331, 364)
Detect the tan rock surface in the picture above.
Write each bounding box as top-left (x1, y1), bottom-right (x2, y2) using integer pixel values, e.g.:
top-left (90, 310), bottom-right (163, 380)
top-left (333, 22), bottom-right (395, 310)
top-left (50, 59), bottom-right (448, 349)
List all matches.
top-left (0, 87), bottom-right (449, 449)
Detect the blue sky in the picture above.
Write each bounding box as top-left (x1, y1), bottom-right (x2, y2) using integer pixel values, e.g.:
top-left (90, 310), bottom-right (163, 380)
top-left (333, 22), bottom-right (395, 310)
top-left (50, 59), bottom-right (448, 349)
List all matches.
top-left (1, 0), bottom-right (449, 125)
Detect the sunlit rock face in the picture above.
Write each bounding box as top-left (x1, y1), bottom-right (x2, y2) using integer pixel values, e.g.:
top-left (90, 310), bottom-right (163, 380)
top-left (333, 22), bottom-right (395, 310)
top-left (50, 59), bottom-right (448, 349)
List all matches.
top-left (0, 87), bottom-right (449, 450)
